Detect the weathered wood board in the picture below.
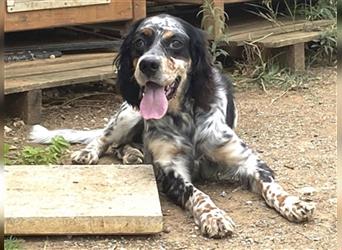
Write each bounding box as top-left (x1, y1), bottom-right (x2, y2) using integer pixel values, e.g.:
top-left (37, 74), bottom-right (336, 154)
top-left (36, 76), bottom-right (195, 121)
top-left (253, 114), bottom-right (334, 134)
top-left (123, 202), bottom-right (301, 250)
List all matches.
top-left (7, 0), bottom-right (111, 13)
top-left (256, 31), bottom-right (322, 48)
top-left (5, 165), bottom-right (163, 235)
top-left (4, 53), bottom-right (117, 94)
top-left (5, 1), bottom-right (134, 32)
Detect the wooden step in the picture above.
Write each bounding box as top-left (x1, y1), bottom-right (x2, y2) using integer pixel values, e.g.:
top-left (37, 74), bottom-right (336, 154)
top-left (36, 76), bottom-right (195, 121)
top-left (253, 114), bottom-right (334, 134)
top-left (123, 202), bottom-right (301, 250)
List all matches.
top-left (257, 31), bottom-right (322, 48)
top-left (5, 165), bottom-right (163, 235)
top-left (4, 52), bottom-right (118, 124)
top-left (228, 19), bottom-right (333, 46)
top-left (5, 52), bottom-right (117, 94)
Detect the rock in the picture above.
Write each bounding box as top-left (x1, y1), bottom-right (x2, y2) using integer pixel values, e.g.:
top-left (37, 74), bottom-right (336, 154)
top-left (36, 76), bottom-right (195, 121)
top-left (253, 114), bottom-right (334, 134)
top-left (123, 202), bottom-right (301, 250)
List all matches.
top-left (246, 200), bottom-right (253, 205)
top-left (13, 120), bottom-right (25, 128)
top-left (220, 191), bottom-right (227, 197)
top-left (163, 226), bottom-right (171, 233)
top-left (4, 126), bottom-right (12, 134)
top-left (298, 187), bottom-right (317, 196)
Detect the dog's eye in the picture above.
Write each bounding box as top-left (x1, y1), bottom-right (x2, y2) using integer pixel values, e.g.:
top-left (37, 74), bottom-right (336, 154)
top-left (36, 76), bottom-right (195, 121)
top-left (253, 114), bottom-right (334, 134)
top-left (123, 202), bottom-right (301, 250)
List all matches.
top-left (135, 39), bottom-right (145, 49)
top-left (169, 40), bottom-right (183, 49)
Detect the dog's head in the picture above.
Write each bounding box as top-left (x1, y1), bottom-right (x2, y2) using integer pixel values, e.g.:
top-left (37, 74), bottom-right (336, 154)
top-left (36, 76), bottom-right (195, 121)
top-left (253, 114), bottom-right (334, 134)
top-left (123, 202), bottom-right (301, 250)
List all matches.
top-left (115, 14), bottom-right (212, 120)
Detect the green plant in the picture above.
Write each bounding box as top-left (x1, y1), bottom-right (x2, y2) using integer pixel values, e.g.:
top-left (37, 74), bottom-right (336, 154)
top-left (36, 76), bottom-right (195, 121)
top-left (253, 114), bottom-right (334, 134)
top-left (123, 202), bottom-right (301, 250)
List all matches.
top-left (296, 0), bottom-right (336, 21)
top-left (198, 0), bottom-right (230, 69)
top-left (234, 40), bottom-right (314, 94)
top-left (17, 136), bottom-right (70, 165)
top-left (296, 0), bottom-right (337, 65)
top-left (307, 23), bottom-right (337, 66)
top-left (4, 143), bottom-right (11, 165)
top-left (5, 236), bottom-right (23, 250)
top-left (247, 0), bottom-right (283, 26)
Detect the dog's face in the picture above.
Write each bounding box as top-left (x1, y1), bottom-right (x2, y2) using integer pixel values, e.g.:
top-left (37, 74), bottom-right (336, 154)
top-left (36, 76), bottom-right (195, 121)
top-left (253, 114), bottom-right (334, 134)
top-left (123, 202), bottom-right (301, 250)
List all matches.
top-left (132, 15), bottom-right (192, 119)
top-left (116, 14), bottom-right (212, 120)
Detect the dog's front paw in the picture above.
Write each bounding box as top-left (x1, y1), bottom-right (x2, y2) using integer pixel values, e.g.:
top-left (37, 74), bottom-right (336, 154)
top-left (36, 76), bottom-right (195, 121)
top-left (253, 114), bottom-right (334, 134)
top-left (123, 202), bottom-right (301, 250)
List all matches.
top-left (71, 150), bottom-right (99, 165)
top-left (280, 196), bottom-right (315, 222)
top-left (122, 148), bottom-right (144, 164)
top-left (199, 208), bottom-right (235, 238)
top-left (112, 145), bottom-right (144, 164)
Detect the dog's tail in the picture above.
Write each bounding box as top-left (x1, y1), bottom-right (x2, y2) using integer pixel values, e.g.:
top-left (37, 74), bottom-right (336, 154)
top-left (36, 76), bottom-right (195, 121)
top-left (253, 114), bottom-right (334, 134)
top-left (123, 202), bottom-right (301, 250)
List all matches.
top-left (29, 125), bottom-right (103, 144)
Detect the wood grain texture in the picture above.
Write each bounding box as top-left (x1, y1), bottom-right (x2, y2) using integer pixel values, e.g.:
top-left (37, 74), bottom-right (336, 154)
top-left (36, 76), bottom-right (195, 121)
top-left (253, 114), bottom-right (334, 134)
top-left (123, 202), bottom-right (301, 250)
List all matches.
top-left (5, 65), bottom-right (116, 94)
top-left (257, 31), bottom-right (321, 48)
top-left (229, 19), bottom-right (333, 46)
top-left (7, 0), bottom-right (111, 13)
top-left (5, 1), bottom-right (133, 32)
top-left (5, 165), bottom-right (163, 235)
top-left (4, 53), bottom-right (117, 94)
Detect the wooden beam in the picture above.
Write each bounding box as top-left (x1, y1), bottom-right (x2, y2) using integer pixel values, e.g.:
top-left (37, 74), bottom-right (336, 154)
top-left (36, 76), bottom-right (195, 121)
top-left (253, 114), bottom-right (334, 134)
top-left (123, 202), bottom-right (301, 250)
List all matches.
top-left (5, 165), bottom-right (163, 235)
top-left (7, 0), bottom-right (111, 13)
top-left (5, 1), bottom-right (133, 32)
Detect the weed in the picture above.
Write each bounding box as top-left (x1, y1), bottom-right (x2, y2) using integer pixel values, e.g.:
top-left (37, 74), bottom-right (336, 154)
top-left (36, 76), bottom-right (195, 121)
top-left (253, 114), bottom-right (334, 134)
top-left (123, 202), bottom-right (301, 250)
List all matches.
top-left (296, 0), bottom-right (337, 65)
top-left (198, 0), bottom-right (230, 69)
top-left (6, 136), bottom-right (70, 165)
top-left (4, 143), bottom-right (11, 165)
top-left (5, 236), bottom-right (23, 250)
top-left (234, 40), bottom-right (314, 95)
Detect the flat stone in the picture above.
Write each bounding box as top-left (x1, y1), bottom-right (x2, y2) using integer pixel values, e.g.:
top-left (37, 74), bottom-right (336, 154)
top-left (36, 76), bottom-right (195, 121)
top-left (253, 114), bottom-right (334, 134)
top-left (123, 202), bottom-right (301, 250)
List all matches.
top-left (5, 165), bottom-right (163, 235)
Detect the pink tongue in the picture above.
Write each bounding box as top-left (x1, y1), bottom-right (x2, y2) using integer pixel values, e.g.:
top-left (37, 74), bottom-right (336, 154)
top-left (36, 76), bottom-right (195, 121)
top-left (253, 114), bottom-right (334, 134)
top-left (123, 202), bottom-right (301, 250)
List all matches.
top-left (140, 82), bottom-right (168, 120)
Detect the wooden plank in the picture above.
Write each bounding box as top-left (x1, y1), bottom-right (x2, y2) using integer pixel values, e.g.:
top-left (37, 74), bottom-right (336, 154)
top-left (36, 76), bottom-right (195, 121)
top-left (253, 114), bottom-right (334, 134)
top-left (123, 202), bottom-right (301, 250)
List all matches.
top-left (132, 0), bottom-right (146, 21)
top-left (5, 165), bottom-right (163, 235)
top-left (5, 55), bottom-right (116, 78)
top-left (5, 1), bottom-right (133, 32)
top-left (5, 90), bottom-right (42, 124)
top-left (229, 19), bottom-right (333, 46)
top-left (5, 65), bottom-right (116, 94)
top-left (5, 53), bottom-right (117, 70)
top-left (7, 0), bottom-right (111, 13)
top-left (228, 18), bottom-right (308, 37)
top-left (5, 39), bottom-right (121, 54)
top-left (257, 31), bottom-right (321, 48)
top-left (153, 0), bottom-right (252, 4)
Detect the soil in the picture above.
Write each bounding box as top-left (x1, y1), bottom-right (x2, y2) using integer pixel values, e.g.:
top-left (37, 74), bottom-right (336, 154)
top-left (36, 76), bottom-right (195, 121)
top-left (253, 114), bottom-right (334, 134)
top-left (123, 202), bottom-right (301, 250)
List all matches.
top-left (4, 67), bottom-right (337, 250)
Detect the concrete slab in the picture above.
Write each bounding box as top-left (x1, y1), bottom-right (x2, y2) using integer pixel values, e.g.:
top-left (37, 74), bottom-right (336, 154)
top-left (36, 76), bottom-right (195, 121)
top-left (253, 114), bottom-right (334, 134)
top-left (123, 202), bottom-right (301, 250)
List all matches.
top-left (5, 165), bottom-right (163, 235)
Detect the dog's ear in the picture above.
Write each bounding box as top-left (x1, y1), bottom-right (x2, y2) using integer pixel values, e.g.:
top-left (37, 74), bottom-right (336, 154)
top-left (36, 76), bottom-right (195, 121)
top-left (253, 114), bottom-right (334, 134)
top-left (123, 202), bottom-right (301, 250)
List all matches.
top-left (186, 26), bottom-right (215, 110)
top-left (114, 19), bottom-right (145, 107)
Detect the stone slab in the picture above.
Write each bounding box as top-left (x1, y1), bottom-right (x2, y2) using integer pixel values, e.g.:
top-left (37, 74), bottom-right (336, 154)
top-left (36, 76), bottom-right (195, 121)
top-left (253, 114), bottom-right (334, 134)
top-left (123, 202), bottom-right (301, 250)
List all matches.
top-left (4, 165), bottom-right (163, 235)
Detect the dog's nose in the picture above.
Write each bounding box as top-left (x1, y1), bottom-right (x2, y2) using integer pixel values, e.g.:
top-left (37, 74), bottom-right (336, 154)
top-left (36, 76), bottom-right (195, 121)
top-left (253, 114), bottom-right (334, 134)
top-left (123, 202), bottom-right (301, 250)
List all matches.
top-left (139, 58), bottom-right (160, 77)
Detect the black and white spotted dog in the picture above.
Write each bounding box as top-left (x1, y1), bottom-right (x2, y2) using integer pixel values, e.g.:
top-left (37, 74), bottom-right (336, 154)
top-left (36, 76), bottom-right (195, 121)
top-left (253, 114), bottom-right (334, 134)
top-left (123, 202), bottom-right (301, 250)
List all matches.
top-left (30, 14), bottom-right (315, 238)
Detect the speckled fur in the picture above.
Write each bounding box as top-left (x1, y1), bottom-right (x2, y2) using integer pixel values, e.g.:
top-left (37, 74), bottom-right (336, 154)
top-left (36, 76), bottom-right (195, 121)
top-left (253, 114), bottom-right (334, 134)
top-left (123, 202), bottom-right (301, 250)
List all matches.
top-left (68, 14), bottom-right (315, 238)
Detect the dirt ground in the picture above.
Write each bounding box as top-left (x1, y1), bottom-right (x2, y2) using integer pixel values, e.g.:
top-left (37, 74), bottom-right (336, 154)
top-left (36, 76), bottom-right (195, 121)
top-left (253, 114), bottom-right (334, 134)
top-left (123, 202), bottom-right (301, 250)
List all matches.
top-left (4, 66), bottom-right (337, 249)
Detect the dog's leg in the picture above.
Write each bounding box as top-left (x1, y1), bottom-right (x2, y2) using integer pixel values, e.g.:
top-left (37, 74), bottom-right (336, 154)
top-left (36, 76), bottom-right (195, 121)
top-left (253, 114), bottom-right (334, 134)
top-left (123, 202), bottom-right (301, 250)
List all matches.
top-left (72, 102), bottom-right (142, 164)
top-left (196, 118), bottom-right (315, 223)
top-left (147, 136), bottom-right (234, 238)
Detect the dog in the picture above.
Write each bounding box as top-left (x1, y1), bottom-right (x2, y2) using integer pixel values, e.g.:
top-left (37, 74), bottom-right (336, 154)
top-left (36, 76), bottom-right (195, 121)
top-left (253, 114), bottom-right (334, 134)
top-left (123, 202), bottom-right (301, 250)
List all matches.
top-left (30, 14), bottom-right (315, 238)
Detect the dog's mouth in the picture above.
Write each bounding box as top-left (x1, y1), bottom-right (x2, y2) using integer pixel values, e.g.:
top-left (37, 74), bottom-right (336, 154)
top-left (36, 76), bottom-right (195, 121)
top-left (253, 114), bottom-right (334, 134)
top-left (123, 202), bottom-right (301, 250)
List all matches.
top-left (139, 77), bottom-right (181, 120)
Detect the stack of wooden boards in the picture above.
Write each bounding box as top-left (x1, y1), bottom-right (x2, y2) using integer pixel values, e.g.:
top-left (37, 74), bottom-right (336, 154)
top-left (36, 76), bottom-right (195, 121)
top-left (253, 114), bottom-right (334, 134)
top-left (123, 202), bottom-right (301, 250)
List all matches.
top-left (5, 52), bottom-right (117, 124)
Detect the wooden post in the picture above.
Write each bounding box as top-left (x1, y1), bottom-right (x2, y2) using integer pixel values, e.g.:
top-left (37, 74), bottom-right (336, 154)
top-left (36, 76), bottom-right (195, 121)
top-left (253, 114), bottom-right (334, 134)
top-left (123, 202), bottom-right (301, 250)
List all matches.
top-left (5, 90), bottom-right (42, 125)
top-left (287, 43), bottom-right (305, 72)
top-left (132, 0), bottom-right (146, 22)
